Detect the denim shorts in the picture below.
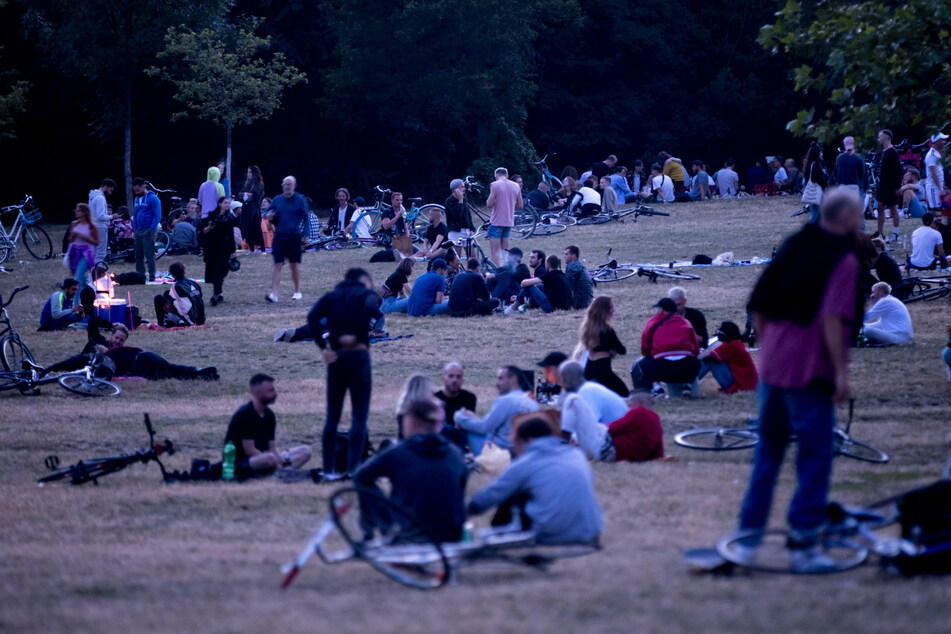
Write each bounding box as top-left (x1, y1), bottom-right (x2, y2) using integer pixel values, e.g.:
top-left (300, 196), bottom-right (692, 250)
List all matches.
top-left (487, 224), bottom-right (511, 239)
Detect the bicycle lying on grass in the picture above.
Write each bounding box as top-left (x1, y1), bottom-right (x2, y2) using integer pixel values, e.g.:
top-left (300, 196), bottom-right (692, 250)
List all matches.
top-left (281, 487), bottom-right (599, 590)
top-left (1, 354), bottom-right (121, 397)
top-left (575, 203), bottom-right (670, 226)
top-left (896, 275), bottom-right (951, 304)
top-left (38, 414), bottom-right (180, 485)
top-left (673, 399), bottom-right (888, 463)
top-left (0, 285), bottom-right (33, 370)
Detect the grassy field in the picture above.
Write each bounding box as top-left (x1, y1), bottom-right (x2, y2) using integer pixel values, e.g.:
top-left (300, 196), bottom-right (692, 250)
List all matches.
top-left (2, 197), bottom-right (950, 633)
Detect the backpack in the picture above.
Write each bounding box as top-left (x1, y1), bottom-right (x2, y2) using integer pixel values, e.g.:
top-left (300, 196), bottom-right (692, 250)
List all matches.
top-left (332, 431), bottom-right (374, 475)
top-left (890, 481), bottom-right (951, 575)
top-left (169, 279), bottom-right (205, 326)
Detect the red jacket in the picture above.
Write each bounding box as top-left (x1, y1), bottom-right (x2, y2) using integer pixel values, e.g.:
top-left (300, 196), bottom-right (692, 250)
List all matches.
top-left (608, 407), bottom-right (664, 461)
top-left (709, 340), bottom-right (758, 393)
top-left (640, 313), bottom-right (700, 358)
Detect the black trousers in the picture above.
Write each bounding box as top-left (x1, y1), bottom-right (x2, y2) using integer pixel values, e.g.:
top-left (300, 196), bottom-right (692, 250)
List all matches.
top-left (322, 350), bottom-right (372, 474)
top-left (204, 255), bottom-right (229, 296)
top-left (630, 355), bottom-right (701, 391)
top-left (451, 298), bottom-right (500, 317)
top-left (585, 356), bottom-right (629, 397)
top-left (44, 351), bottom-right (199, 380)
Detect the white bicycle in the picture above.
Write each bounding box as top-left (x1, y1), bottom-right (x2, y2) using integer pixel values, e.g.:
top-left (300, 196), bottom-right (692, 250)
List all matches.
top-left (0, 195), bottom-right (53, 264)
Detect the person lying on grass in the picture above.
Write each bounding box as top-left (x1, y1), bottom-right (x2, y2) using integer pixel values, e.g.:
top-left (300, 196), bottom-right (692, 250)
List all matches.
top-left (467, 417), bottom-right (603, 545)
top-left (224, 373), bottom-right (311, 476)
top-left (41, 322), bottom-right (219, 380)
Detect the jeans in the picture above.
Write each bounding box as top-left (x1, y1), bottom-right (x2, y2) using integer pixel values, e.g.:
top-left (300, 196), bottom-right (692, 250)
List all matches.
top-left (697, 358), bottom-right (735, 390)
top-left (467, 432), bottom-right (488, 456)
top-left (423, 300), bottom-right (451, 316)
top-left (517, 285), bottom-right (553, 313)
top-left (451, 298), bottom-right (499, 317)
top-left (322, 349), bottom-right (372, 474)
top-left (134, 229), bottom-right (157, 280)
top-left (94, 223), bottom-right (109, 264)
top-left (809, 203), bottom-right (821, 224)
top-left (381, 296), bottom-right (409, 314)
top-left (630, 355), bottom-right (700, 392)
top-left (739, 382), bottom-right (836, 533)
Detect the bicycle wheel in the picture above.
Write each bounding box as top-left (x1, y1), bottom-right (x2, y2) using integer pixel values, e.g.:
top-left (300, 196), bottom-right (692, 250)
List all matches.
top-left (352, 211), bottom-right (383, 243)
top-left (591, 266), bottom-right (637, 283)
top-left (153, 231), bottom-right (171, 260)
top-left (833, 430), bottom-right (888, 463)
top-left (330, 487), bottom-right (450, 589)
top-left (674, 427), bottom-right (760, 450)
top-left (57, 374), bottom-right (122, 397)
top-left (21, 225), bottom-right (53, 259)
top-left (542, 212), bottom-right (577, 226)
top-left (0, 241), bottom-right (10, 264)
top-left (324, 238), bottom-right (362, 250)
top-left (576, 214), bottom-right (612, 226)
top-left (1, 334), bottom-right (34, 371)
top-left (412, 204), bottom-right (442, 237)
top-left (511, 204), bottom-right (538, 239)
top-left (533, 218), bottom-right (568, 236)
top-left (716, 528), bottom-right (867, 574)
top-left (901, 283), bottom-right (949, 304)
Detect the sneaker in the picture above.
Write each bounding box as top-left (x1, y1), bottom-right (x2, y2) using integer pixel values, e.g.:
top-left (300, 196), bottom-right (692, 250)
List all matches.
top-left (369, 329), bottom-right (389, 339)
top-left (789, 544), bottom-right (838, 573)
top-left (210, 295), bottom-right (218, 307)
top-left (651, 385), bottom-right (666, 398)
top-left (730, 543), bottom-right (758, 567)
top-left (292, 292), bottom-right (302, 301)
top-left (266, 293), bottom-right (278, 303)
top-left (274, 328), bottom-right (288, 342)
top-left (196, 366), bottom-right (219, 381)
top-left (215, 294), bottom-right (224, 304)
top-left (322, 472), bottom-right (346, 483)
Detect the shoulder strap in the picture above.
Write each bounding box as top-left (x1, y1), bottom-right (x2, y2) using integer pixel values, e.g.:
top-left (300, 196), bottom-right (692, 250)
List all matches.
top-left (646, 313), bottom-right (674, 352)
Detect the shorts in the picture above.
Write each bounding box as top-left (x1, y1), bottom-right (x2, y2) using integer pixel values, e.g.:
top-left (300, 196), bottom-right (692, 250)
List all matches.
top-left (487, 224), bottom-right (511, 239)
top-left (876, 186), bottom-right (898, 207)
top-left (272, 234), bottom-right (302, 264)
top-left (448, 229), bottom-right (472, 244)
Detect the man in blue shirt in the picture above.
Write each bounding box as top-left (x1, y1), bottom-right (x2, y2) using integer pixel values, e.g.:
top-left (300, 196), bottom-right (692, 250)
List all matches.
top-left (676, 161), bottom-right (710, 202)
top-left (407, 258), bottom-right (450, 316)
top-left (132, 177), bottom-right (162, 282)
top-left (266, 176), bottom-right (308, 303)
top-left (38, 279), bottom-right (84, 330)
top-left (610, 167), bottom-right (638, 203)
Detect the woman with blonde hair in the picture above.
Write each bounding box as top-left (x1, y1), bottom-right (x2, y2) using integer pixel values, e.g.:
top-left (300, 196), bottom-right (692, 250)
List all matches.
top-left (396, 374), bottom-right (438, 439)
top-left (66, 203), bottom-right (100, 298)
top-left (577, 296), bottom-right (629, 396)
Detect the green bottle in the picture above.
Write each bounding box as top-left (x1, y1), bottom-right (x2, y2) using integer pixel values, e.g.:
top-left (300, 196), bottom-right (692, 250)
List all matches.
top-left (222, 441), bottom-right (236, 480)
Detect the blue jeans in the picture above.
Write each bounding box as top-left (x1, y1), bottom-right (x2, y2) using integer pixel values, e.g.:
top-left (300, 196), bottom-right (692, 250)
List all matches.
top-left (697, 358), bottom-right (735, 390)
top-left (516, 284), bottom-right (553, 312)
top-left (809, 204), bottom-right (821, 224)
top-left (427, 299), bottom-right (451, 316)
top-left (487, 224), bottom-right (511, 239)
top-left (908, 196), bottom-right (925, 218)
top-left (467, 432), bottom-right (488, 456)
top-left (739, 382), bottom-right (836, 533)
top-left (381, 296), bottom-right (408, 314)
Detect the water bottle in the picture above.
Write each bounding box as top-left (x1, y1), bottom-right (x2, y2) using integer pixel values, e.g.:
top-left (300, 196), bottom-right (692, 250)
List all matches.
top-left (462, 521), bottom-right (474, 543)
top-left (222, 441), bottom-right (236, 480)
top-left (857, 327), bottom-right (867, 348)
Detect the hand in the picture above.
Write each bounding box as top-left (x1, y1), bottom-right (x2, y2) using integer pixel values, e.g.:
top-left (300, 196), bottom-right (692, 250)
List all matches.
top-left (458, 408), bottom-right (474, 418)
top-left (832, 373), bottom-right (850, 403)
top-left (94, 344), bottom-right (108, 354)
top-left (322, 349), bottom-right (337, 364)
top-left (71, 305), bottom-right (83, 315)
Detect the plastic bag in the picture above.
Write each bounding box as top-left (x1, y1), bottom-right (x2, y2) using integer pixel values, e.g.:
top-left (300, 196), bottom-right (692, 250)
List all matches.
top-left (474, 441), bottom-right (510, 476)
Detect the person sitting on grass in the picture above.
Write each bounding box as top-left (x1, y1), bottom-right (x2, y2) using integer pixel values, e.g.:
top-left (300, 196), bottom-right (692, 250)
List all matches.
top-left (630, 297), bottom-right (701, 394)
top-left (557, 360), bottom-right (628, 424)
top-left (897, 167), bottom-right (926, 219)
top-left (354, 398), bottom-right (468, 543)
top-left (486, 247), bottom-right (531, 306)
top-left (908, 212), bottom-right (950, 270)
top-left (379, 258), bottom-right (415, 315)
top-left (669, 286), bottom-right (709, 348)
top-left (454, 365), bottom-right (539, 455)
top-left (863, 282), bottom-right (913, 345)
top-left (407, 258), bottom-right (450, 316)
top-left (416, 206), bottom-right (450, 259)
top-left (510, 255), bottom-right (573, 313)
top-left (41, 323), bottom-right (219, 380)
top-left (153, 261), bottom-right (205, 328)
top-left (38, 278), bottom-right (84, 331)
top-left (697, 321), bottom-right (758, 393)
top-left (448, 259), bottom-right (500, 316)
top-left (224, 373), bottom-right (312, 476)
top-left (869, 237), bottom-right (903, 288)
top-left (467, 417), bottom-right (603, 545)
top-left (441, 248), bottom-right (463, 295)
top-left (564, 245), bottom-right (594, 310)
top-left (434, 361), bottom-right (476, 449)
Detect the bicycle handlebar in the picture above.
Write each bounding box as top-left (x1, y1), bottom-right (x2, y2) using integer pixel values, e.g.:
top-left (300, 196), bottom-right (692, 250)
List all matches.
top-left (0, 285), bottom-right (28, 309)
top-left (143, 181), bottom-right (180, 195)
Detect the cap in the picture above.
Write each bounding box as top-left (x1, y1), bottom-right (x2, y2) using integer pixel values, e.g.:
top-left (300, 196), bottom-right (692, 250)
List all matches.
top-left (430, 258), bottom-right (448, 270)
top-left (653, 297), bottom-right (677, 312)
top-left (842, 136), bottom-right (855, 150)
top-left (507, 247), bottom-right (523, 259)
top-left (932, 132), bottom-right (949, 143)
top-left (450, 178), bottom-right (464, 191)
top-left (537, 351), bottom-right (568, 368)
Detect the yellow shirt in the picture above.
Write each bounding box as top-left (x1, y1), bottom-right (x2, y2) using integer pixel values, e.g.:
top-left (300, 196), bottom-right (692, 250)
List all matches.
top-left (663, 161), bottom-right (686, 183)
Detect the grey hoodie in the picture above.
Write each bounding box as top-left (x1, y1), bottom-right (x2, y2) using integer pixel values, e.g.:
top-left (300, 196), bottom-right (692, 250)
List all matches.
top-left (88, 189), bottom-right (110, 226)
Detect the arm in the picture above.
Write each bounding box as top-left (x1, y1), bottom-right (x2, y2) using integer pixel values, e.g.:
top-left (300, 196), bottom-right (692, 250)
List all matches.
top-left (50, 292), bottom-right (81, 319)
top-left (486, 182), bottom-right (498, 209)
top-left (516, 189), bottom-right (524, 210)
top-left (150, 196), bottom-right (162, 231)
top-left (241, 439), bottom-right (263, 458)
top-left (455, 397), bottom-right (510, 436)
top-left (467, 462), bottom-right (527, 515)
top-left (821, 315), bottom-right (849, 403)
top-left (521, 277), bottom-right (542, 288)
top-left (700, 180), bottom-right (709, 199)
top-left (435, 291), bottom-right (444, 304)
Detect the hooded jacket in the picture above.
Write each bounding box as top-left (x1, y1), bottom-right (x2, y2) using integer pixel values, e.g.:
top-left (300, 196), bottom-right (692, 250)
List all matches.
top-left (198, 167), bottom-right (223, 217)
top-left (353, 433), bottom-right (468, 543)
top-left (88, 189), bottom-right (110, 226)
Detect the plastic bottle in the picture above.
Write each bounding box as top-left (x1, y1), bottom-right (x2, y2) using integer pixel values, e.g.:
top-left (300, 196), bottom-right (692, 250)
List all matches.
top-left (222, 441), bottom-right (236, 480)
top-left (462, 521), bottom-right (474, 543)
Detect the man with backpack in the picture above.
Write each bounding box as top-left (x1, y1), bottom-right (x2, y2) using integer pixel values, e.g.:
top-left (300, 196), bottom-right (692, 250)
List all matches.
top-left (153, 261), bottom-right (205, 328)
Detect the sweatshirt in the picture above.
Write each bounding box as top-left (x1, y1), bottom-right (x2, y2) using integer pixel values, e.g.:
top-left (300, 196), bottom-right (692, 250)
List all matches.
top-left (132, 191), bottom-right (161, 232)
top-left (88, 189), bottom-right (110, 226)
top-left (454, 389), bottom-right (539, 450)
top-left (640, 313), bottom-right (700, 358)
top-left (198, 167), bottom-right (223, 217)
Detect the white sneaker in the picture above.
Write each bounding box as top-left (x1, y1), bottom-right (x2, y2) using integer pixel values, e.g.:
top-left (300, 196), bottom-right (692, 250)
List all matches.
top-left (292, 292), bottom-right (302, 301)
top-left (322, 472), bottom-right (345, 482)
top-left (789, 545), bottom-right (838, 573)
top-left (274, 328), bottom-right (287, 342)
top-left (730, 544), bottom-right (758, 567)
top-left (266, 293), bottom-right (278, 303)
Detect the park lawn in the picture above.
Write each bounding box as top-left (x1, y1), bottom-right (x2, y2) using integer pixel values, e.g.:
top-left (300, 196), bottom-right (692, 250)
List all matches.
top-left (1, 196), bottom-right (950, 633)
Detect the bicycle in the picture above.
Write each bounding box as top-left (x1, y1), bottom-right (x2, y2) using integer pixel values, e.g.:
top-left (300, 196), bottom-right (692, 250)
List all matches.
top-left (673, 399), bottom-right (889, 463)
top-left (303, 231), bottom-right (362, 252)
top-left (350, 186), bottom-right (444, 245)
top-left (1, 353), bottom-right (121, 398)
top-left (37, 414), bottom-right (181, 486)
top-left (280, 486), bottom-right (599, 590)
top-left (587, 249), bottom-right (638, 284)
top-left (575, 203), bottom-right (671, 226)
top-left (0, 195), bottom-right (53, 263)
top-left (636, 267), bottom-right (701, 283)
top-left (98, 228), bottom-right (172, 266)
top-left (895, 275), bottom-right (951, 304)
top-left (144, 181), bottom-right (188, 231)
top-left (0, 285), bottom-right (34, 370)
top-left (464, 178), bottom-right (539, 241)
top-left (533, 152), bottom-right (565, 202)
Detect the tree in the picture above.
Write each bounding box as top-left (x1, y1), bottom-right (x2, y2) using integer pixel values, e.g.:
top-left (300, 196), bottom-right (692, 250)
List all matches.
top-left (760, 0), bottom-right (951, 146)
top-left (0, 47), bottom-right (28, 142)
top-left (22, 0), bottom-right (229, 206)
top-left (148, 20), bottom-right (307, 188)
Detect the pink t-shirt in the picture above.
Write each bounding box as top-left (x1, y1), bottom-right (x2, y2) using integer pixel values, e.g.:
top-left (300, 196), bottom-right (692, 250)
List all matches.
top-left (489, 179), bottom-right (521, 227)
top-left (757, 253), bottom-right (858, 389)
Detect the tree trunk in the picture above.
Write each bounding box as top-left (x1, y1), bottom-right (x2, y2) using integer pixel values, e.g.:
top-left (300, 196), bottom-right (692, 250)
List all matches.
top-left (123, 87), bottom-right (133, 209)
top-left (225, 124), bottom-right (232, 197)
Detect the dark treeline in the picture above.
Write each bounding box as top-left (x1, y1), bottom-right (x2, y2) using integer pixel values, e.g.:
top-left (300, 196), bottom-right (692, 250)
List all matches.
top-left (1, 0), bottom-right (806, 220)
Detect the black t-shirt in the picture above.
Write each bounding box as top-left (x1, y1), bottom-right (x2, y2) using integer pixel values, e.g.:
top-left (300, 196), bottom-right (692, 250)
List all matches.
top-left (381, 205), bottom-right (406, 237)
top-left (435, 389), bottom-right (477, 427)
top-left (426, 222), bottom-right (449, 247)
top-left (489, 264), bottom-right (531, 301)
top-left (540, 270), bottom-right (572, 310)
top-left (874, 253), bottom-right (902, 287)
top-left (592, 327), bottom-right (626, 354)
top-left (384, 271), bottom-right (409, 296)
top-left (224, 402), bottom-right (276, 461)
top-left (444, 196), bottom-right (472, 232)
top-left (526, 189), bottom-right (549, 211)
top-left (684, 307), bottom-right (709, 348)
top-left (448, 271), bottom-right (491, 313)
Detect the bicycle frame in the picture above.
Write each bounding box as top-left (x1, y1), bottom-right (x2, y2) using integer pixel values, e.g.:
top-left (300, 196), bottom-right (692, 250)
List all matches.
top-left (0, 196), bottom-right (37, 250)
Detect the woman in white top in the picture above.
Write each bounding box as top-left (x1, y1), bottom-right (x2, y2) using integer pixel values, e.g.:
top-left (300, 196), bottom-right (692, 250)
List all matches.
top-left (570, 178), bottom-right (602, 217)
top-left (66, 203), bottom-right (100, 298)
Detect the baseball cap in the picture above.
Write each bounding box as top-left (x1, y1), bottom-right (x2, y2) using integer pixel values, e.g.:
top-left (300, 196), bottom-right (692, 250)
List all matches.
top-left (932, 132), bottom-right (949, 143)
top-left (450, 178), bottom-right (464, 190)
top-left (653, 297), bottom-right (677, 313)
top-left (537, 351), bottom-right (568, 368)
top-left (842, 136), bottom-right (855, 151)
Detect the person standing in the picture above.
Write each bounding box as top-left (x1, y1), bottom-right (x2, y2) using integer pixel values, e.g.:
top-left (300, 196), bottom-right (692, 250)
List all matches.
top-left (198, 166), bottom-right (224, 219)
top-left (216, 160), bottom-right (230, 197)
top-left (131, 177), bottom-right (161, 282)
top-left (831, 136), bottom-right (865, 194)
top-left (266, 176), bottom-right (308, 303)
top-left (238, 165), bottom-right (265, 252)
top-left (88, 178), bottom-right (115, 264)
top-left (307, 268), bottom-right (381, 479)
top-left (485, 167), bottom-right (522, 265)
top-left (734, 188), bottom-right (863, 572)
top-left (445, 179), bottom-right (474, 258)
top-left (802, 142), bottom-right (828, 223)
top-left (198, 197), bottom-right (236, 306)
top-left (65, 203), bottom-right (100, 298)
top-left (876, 129), bottom-right (902, 241)
top-left (924, 132), bottom-right (948, 211)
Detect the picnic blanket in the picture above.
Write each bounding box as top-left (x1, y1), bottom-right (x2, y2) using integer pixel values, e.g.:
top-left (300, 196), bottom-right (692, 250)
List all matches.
top-left (632, 256), bottom-right (771, 269)
top-left (369, 333), bottom-right (414, 344)
top-left (146, 323), bottom-right (208, 332)
top-left (145, 274), bottom-right (207, 285)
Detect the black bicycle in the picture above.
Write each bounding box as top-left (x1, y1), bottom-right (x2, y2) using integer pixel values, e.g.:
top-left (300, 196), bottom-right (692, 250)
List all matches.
top-left (38, 414), bottom-right (179, 485)
top-left (0, 285), bottom-right (34, 371)
top-left (896, 275), bottom-right (951, 304)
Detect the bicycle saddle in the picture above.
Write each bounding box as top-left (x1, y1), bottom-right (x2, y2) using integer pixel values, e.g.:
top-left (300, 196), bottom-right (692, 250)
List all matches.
top-left (21, 359), bottom-right (44, 372)
top-left (406, 197), bottom-right (423, 205)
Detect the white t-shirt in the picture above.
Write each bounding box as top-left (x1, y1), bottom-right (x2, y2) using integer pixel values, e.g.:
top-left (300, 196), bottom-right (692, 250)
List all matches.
top-left (579, 186), bottom-right (601, 206)
top-left (863, 295), bottom-right (913, 341)
top-left (652, 174), bottom-right (675, 202)
top-left (773, 167), bottom-right (788, 183)
top-left (560, 393), bottom-right (608, 461)
top-left (715, 169), bottom-right (739, 196)
top-left (910, 225), bottom-right (944, 267)
top-left (577, 381), bottom-right (629, 424)
top-left (924, 148), bottom-right (944, 191)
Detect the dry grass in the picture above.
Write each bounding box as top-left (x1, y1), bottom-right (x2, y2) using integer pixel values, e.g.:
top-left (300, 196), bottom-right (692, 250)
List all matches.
top-left (2, 197), bottom-right (950, 633)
